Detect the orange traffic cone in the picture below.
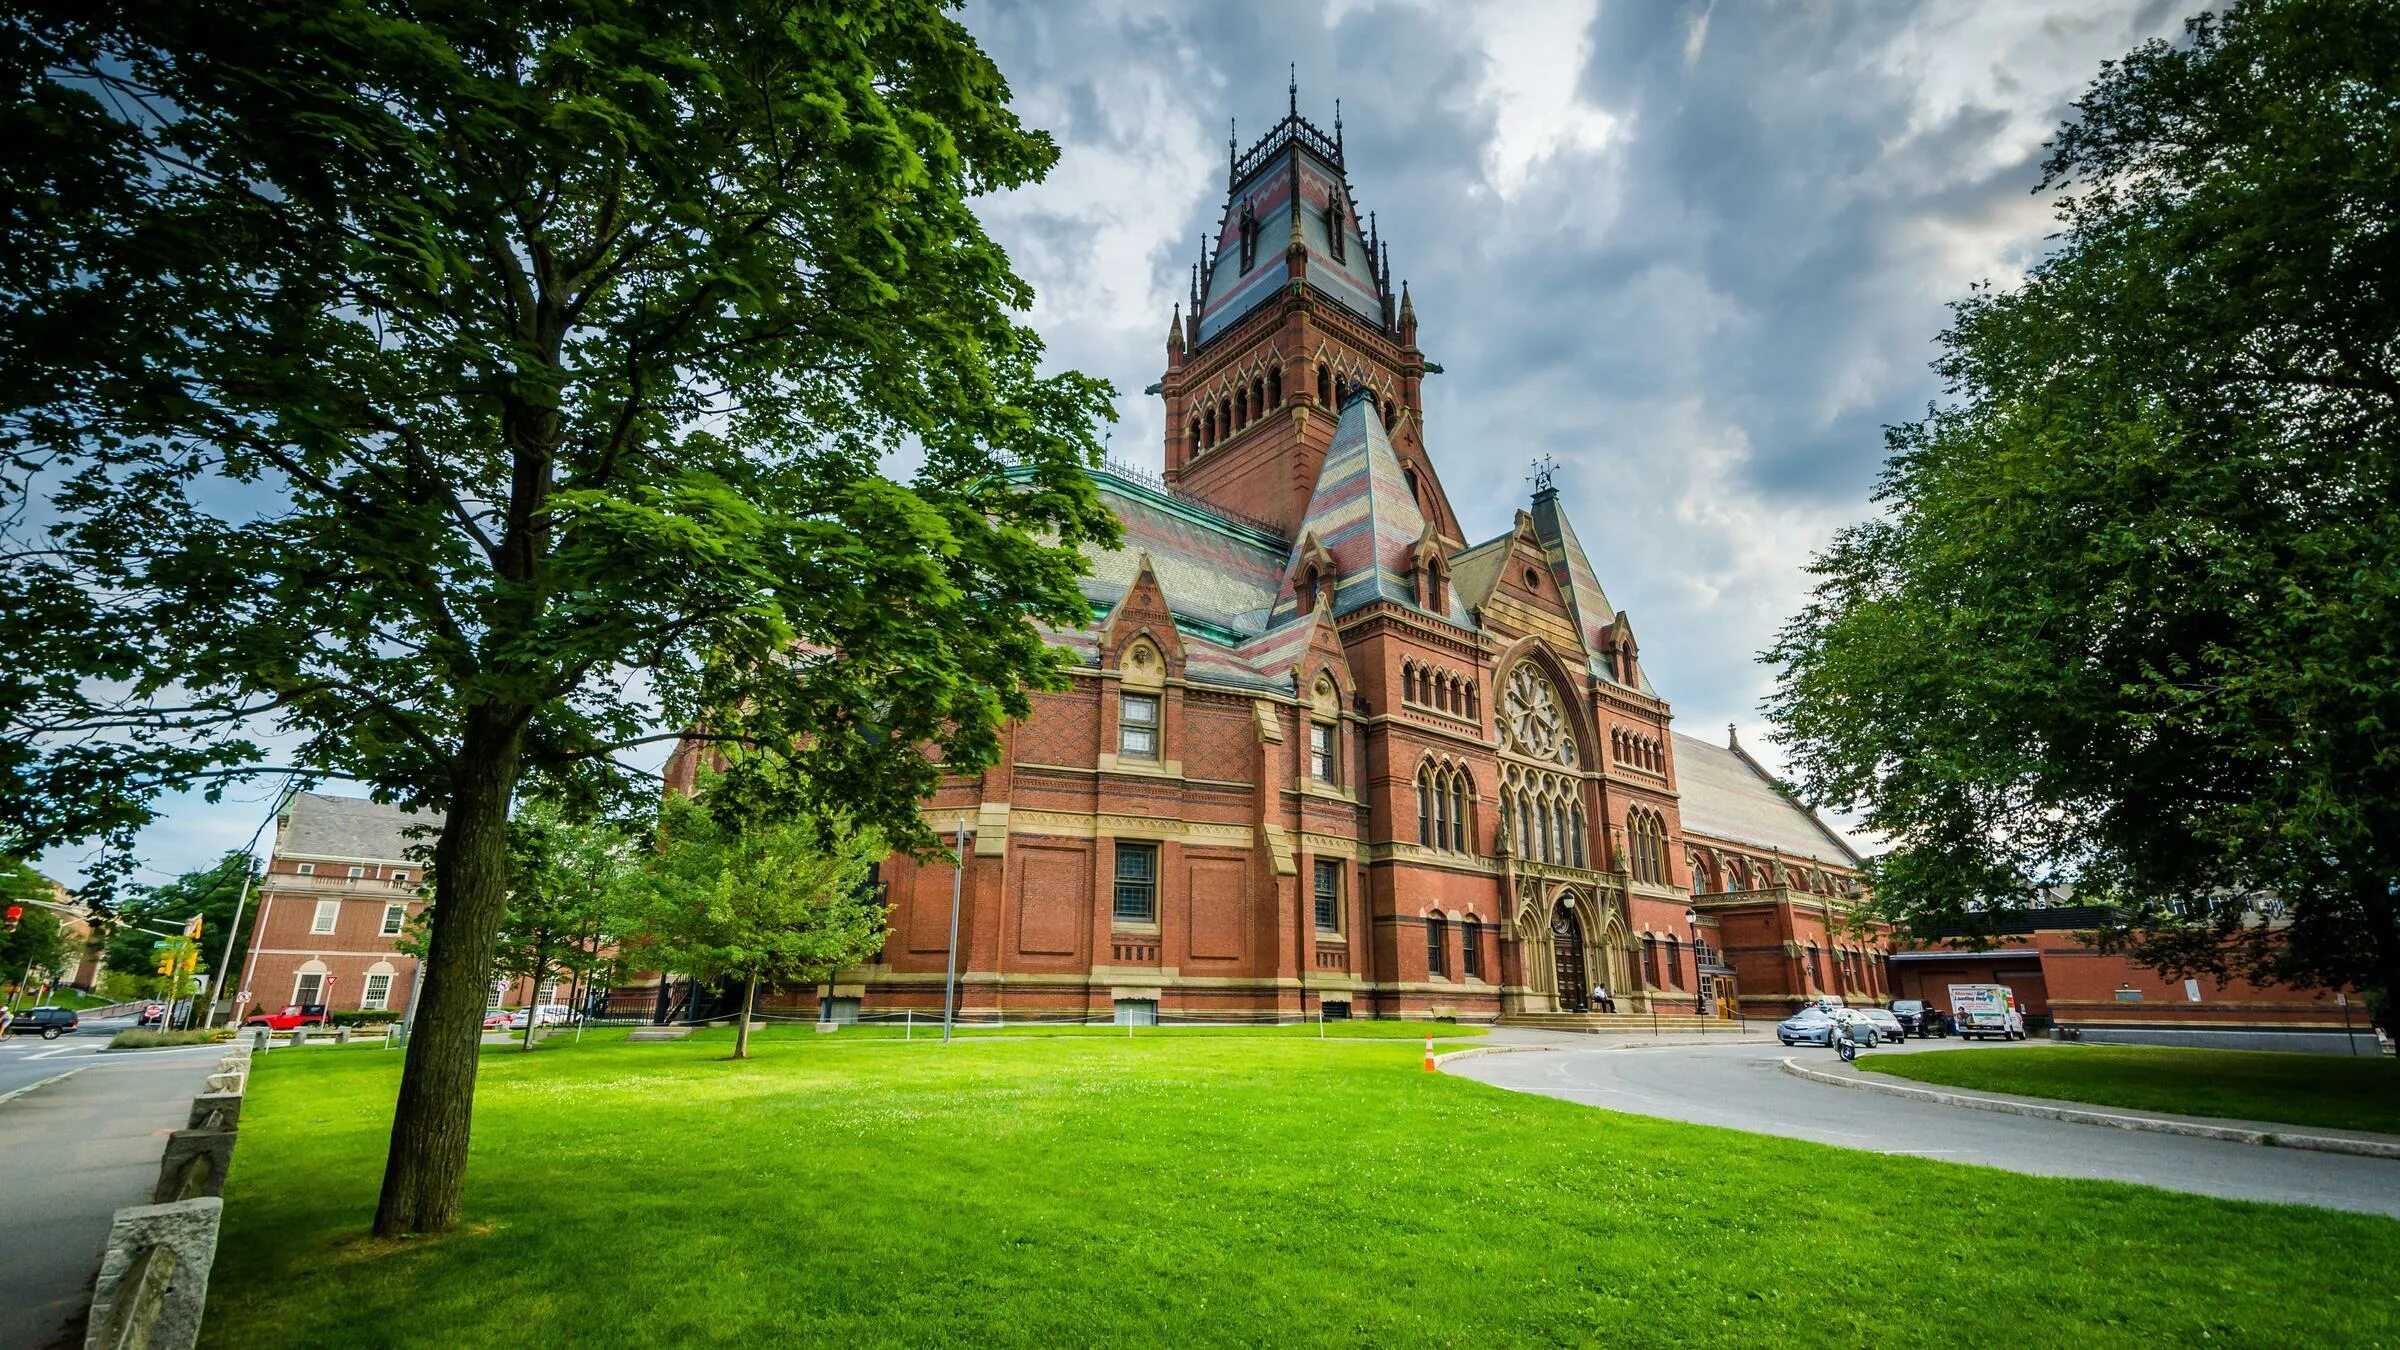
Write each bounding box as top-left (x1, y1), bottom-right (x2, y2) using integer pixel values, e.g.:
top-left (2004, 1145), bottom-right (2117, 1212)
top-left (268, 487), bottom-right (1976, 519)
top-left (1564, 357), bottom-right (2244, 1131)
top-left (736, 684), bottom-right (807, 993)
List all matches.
top-left (1423, 1030), bottom-right (1437, 1073)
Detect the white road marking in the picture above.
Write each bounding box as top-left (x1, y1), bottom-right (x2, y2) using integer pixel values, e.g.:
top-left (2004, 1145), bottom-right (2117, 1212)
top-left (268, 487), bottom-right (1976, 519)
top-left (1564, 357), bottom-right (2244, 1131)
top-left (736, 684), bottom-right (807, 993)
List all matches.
top-left (0, 1067), bottom-right (86, 1106)
top-left (28, 1045), bottom-right (80, 1060)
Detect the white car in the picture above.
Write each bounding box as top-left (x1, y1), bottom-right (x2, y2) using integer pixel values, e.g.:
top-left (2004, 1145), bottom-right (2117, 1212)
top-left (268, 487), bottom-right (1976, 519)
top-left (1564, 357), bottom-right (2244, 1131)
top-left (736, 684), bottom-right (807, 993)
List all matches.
top-left (505, 1004), bottom-right (578, 1030)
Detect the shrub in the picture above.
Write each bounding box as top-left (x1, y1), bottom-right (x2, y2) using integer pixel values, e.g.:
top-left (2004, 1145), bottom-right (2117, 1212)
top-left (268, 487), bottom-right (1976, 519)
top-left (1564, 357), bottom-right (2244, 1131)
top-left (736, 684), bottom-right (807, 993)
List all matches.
top-left (111, 1027), bottom-right (235, 1049)
top-left (330, 1011), bottom-right (398, 1028)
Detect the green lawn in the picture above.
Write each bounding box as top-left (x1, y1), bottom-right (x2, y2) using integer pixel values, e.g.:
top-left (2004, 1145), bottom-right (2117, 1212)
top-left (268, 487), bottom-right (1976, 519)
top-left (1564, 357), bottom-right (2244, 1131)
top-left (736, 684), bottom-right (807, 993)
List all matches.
top-left (206, 1030), bottom-right (2400, 1348)
top-left (1863, 1044), bottom-right (2400, 1135)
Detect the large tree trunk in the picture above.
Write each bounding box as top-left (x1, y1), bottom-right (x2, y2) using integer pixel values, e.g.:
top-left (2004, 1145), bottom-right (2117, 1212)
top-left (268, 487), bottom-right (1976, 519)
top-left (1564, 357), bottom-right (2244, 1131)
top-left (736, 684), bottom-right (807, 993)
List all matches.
top-left (735, 973), bottom-right (758, 1060)
top-left (374, 713), bottom-right (525, 1237)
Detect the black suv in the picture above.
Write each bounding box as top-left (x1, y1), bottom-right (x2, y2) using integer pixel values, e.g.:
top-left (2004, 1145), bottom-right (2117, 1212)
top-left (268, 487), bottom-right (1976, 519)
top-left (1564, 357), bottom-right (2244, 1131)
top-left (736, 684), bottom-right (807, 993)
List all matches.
top-left (5, 1006), bottom-right (80, 1039)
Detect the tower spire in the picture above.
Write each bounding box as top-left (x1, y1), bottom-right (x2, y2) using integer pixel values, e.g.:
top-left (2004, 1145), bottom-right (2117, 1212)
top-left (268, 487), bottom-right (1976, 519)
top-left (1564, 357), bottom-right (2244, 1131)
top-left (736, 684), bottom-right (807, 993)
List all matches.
top-left (1227, 118), bottom-right (1237, 189)
top-left (1289, 63), bottom-right (1298, 118)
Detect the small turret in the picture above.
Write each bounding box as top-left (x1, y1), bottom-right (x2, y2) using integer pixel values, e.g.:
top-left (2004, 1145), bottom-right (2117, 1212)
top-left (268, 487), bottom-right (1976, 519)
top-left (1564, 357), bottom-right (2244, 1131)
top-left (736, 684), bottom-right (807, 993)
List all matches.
top-left (1167, 304), bottom-right (1185, 367)
top-left (1399, 281), bottom-right (1417, 345)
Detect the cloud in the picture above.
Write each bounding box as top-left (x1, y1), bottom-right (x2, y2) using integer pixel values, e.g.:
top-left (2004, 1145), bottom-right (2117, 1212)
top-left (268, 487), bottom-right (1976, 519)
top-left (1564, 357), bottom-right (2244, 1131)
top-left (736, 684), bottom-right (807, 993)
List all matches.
top-left (44, 0), bottom-right (2193, 882)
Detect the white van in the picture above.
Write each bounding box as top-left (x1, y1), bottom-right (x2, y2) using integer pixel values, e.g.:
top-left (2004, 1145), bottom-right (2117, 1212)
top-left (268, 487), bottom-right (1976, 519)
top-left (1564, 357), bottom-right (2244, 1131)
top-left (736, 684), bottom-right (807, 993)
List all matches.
top-left (1948, 984), bottom-right (2026, 1040)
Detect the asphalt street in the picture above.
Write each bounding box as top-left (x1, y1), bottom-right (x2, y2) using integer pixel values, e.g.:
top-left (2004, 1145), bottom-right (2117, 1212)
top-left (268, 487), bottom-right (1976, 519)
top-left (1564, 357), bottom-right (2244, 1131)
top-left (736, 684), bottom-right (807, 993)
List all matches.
top-left (0, 1018), bottom-right (228, 1350)
top-left (1448, 1035), bottom-right (2400, 1218)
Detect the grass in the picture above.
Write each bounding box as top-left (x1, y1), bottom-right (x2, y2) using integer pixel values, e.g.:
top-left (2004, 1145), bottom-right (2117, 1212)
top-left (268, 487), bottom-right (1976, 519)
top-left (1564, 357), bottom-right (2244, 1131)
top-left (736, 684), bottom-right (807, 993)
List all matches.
top-left (7, 988), bottom-right (112, 1011)
top-left (1862, 1044), bottom-right (2400, 1134)
top-left (722, 1018), bottom-right (1491, 1041)
top-left (205, 1028), bottom-right (2400, 1348)
top-left (109, 1027), bottom-right (235, 1049)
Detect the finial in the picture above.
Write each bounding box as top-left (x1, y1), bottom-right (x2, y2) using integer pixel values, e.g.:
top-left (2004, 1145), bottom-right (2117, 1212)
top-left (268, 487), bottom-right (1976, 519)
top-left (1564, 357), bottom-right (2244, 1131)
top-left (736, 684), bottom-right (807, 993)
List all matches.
top-left (1228, 118), bottom-right (1237, 185)
top-left (1530, 455), bottom-right (1558, 495)
top-left (1728, 723), bottom-right (1741, 749)
top-left (1289, 63), bottom-right (1298, 118)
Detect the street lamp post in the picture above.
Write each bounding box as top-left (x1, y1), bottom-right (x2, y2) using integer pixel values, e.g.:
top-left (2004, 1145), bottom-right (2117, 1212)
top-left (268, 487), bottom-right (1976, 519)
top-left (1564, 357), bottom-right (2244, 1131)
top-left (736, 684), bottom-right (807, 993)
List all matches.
top-left (941, 817), bottom-right (966, 1045)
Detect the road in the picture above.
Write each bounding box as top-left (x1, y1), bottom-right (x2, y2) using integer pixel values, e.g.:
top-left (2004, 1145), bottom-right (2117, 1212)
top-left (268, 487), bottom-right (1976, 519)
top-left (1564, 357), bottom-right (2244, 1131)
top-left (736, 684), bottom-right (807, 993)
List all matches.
top-left (0, 1018), bottom-right (228, 1350)
top-left (1447, 1035), bottom-right (2400, 1218)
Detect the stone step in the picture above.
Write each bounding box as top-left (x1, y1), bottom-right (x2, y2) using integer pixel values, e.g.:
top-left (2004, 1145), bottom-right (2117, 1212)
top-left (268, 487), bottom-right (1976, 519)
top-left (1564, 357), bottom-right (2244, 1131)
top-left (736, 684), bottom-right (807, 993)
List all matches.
top-left (624, 1026), bottom-right (695, 1042)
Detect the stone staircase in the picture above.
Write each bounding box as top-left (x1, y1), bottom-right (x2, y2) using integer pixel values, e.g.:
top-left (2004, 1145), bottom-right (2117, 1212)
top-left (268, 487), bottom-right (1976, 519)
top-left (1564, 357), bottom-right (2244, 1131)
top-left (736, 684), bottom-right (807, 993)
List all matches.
top-left (1500, 1010), bottom-right (1754, 1035)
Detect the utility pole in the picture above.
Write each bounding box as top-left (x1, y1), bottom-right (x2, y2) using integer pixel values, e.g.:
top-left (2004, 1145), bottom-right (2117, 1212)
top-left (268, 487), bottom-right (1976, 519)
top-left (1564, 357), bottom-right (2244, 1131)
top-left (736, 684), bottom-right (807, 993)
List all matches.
top-left (941, 817), bottom-right (966, 1044)
top-left (200, 861), bottom-right (259, 1030)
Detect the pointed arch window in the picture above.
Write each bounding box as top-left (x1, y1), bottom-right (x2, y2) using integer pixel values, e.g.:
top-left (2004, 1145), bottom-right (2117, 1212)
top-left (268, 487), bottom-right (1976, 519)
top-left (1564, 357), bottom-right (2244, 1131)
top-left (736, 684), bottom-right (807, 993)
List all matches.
top-left (1383, 398), bottom-right (1397, 429)
top-left (1188, 417), bottom-right (1201, 455)
top-left (1236, 386), bottom-right (1247, 429)
top-left (1461, 915), bottom-right (1481, 978)
top-left (1268, 366), bottom-right (1282, 407)
top-left (1426, 912), bottom-right (1448, 977)
top-left (1316, 363), bottom-right (1330, 405)
top-left (1416, 760), bottom-right (1475, 855)
top-left (1251, 377), bottom-right (1265, 421)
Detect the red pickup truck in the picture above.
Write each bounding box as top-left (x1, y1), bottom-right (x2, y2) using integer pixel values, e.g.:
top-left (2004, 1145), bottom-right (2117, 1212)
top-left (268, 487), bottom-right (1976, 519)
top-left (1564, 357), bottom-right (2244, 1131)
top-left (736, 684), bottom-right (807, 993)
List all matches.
top-left (242, 1003), bottom-right (332, 1030)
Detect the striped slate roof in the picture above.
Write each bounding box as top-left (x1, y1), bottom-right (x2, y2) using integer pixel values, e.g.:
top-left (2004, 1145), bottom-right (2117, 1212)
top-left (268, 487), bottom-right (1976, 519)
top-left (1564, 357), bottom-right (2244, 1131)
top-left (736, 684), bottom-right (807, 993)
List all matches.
top-left (1529, 489), bottom-right (1655, 696)
top-left (1196, 132), bottom-right (1386, 344)
top-left (1267, 392), bottom-right (1470, 627)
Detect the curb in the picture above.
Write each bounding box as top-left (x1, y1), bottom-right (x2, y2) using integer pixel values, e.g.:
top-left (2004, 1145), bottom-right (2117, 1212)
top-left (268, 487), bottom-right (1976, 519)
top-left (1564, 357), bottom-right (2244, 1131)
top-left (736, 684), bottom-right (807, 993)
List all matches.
top-left (1778, 1056), bottom-right (2400, 1160)
top-left (1432, 1044), bottom-right (1550, 1068)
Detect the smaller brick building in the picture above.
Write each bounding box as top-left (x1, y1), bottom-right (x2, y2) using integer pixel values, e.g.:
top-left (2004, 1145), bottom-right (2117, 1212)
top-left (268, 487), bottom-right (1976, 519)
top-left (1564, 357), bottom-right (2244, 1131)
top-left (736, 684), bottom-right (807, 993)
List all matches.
top-left (237, 791), bottom-right (438, 1018)
top-left (1888, 906), bottom-right (2376, 1054)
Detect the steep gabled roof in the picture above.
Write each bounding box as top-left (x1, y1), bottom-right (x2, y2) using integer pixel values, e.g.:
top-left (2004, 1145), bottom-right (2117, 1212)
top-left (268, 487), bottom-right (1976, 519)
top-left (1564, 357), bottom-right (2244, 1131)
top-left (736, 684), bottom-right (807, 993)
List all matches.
top-left (1266, 392), bottom-right (1467, 626)
top-left (1528, 487), bottom-right (1656, 695)
top-left (1673, 733), bottom-right (1859, 864)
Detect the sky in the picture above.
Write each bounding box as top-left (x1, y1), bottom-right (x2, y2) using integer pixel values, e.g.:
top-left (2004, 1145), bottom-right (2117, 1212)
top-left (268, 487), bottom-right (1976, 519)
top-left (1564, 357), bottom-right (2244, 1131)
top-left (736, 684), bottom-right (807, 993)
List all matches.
top-left (35, 0), bottom-right (2192, 889)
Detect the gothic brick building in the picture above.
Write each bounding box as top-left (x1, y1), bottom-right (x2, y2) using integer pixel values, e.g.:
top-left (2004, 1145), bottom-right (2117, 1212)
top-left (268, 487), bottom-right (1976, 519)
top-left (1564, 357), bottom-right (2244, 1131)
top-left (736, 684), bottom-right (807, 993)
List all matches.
top-left (811, 94), bottom-right (1881, 1024)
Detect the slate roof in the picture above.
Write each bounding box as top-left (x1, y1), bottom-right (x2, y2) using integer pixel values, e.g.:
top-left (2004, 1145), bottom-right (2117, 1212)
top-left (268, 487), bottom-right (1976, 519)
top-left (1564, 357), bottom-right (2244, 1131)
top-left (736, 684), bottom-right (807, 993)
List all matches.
top-left (1267, 393), bottom-right (1467, 627)
top-left (1080, 482), bottom-right (1286, 640)
top-left (276, 791), bottom-right (440, 864)
top-left (1672, 734), bottom-right (1858, 864)
top-left (1195, 118), bottom-right (1387, 345)
top-left (1528, 488), bottom-right (1656, 696)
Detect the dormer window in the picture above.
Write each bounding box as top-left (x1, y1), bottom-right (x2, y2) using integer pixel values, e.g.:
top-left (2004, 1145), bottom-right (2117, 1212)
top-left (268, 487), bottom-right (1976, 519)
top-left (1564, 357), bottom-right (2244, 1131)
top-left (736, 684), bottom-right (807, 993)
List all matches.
top-left (1327, 199), bottom-right (1346, 262)
top-left (1238, 201), bottom-right (1260, 272)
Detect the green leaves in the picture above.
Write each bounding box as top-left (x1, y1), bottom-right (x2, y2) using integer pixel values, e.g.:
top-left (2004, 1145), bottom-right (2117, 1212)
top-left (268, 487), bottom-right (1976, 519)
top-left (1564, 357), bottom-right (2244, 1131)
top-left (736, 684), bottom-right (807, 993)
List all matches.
top-left (1767, 0), bottom-right (2400, 995)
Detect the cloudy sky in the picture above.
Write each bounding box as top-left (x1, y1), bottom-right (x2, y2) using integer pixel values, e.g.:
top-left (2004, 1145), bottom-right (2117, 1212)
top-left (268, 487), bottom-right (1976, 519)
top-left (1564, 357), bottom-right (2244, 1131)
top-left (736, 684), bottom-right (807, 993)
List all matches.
top-left (39, 0), bottom-right (2191, 888)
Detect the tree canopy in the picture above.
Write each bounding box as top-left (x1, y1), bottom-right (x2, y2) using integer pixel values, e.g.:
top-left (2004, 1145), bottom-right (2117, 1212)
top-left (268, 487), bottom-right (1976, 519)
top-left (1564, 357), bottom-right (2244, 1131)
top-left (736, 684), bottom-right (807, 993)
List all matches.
top-left (637, 769), bottom-right (889, 1060)
top-left (1766, 0), bottom-right (2400, 1000)
top-left (0, 0), bottom-right (1113, 1235)
top-left (99, 850), bottom-right (258, 991)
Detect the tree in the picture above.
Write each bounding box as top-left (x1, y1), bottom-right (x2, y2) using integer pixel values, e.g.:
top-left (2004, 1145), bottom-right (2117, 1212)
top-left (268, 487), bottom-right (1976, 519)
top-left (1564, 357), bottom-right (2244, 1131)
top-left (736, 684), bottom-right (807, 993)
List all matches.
top-left (401, 797), bottom-right (640, 1047)
top-left (0, 3), bottom-right (1115, 1236)
top-left (1766, 0), bottom-right (2400, 1005)
top-left (638, 772), bottom-right (888, 1061)
top-left (99, 851), bottom-right (259, 995)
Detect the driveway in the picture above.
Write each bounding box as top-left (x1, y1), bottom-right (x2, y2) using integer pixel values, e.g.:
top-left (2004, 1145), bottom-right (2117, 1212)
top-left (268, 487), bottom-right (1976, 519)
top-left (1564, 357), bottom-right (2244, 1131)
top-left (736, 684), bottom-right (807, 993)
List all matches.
top-left (0, 1020), bottom-right (228, 1349)
top-left (1446, 1034), bottom-right (2400, 1218)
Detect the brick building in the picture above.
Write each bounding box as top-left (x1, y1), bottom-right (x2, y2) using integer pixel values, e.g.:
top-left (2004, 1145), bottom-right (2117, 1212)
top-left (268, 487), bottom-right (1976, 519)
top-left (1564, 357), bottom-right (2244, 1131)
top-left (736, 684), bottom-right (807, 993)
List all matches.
top-left (1888, 907), bottom-right (2377, 1054)
top-left (237, 791), bottom-right (438, 1018)
top-left (678, 93), bottom-right (1884, 1025)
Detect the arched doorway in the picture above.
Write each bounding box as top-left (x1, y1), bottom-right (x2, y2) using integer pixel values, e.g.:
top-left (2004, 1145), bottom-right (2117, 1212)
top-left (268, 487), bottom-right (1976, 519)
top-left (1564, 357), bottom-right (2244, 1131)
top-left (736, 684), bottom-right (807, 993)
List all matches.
top-left (1551, 899), bottom-right (1589, 1012)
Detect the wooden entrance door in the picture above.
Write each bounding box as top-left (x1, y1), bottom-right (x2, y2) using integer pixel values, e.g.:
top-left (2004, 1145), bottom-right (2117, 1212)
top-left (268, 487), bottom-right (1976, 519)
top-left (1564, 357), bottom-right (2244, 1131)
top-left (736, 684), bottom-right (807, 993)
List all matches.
top-left (1551, 903), bottom-right (1588, 1012)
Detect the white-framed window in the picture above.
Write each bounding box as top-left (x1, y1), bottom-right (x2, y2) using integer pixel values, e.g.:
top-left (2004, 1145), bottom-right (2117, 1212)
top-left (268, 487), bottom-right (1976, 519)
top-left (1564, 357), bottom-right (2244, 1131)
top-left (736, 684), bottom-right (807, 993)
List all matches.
top-left (1309, 722), bottom-right (1337, 783)
top-left (293, 971), bottom-right (325, 1005)
top-left (296, 862), bottom-right (315, 876)
top-left (361, 973), bottom-right (392, 1010)
top-left (1312, 858), bottom-right (1343, 935)
top-left (536, 980), bottom-right (559, 1005)
top-left (311, 899), bottom-right (340, 934)
top-left (347, 865), bottom-right (366, 879)
top-left (390, 870), bottom-right (410, 887)
top-left (1119, 693), bottom-right (1159, 759)
top-left (381, 903), bottom-right (406, 936)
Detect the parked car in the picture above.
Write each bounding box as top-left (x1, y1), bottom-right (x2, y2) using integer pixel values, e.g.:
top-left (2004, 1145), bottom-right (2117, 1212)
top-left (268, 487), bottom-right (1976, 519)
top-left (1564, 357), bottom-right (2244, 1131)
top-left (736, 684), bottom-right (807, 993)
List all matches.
top-left (1889, 999), bottom-right (1928, 1035)
top-left (5, 1006), bottom-right (79, 1039)
top-left (1778, 1007), bottom-right (1839, 1046)
top-left (1857, 1007), bottom-right (1906, 1043)
top-left (505, 1003), bottom-right (579, 1030)
top-left (242, 1003), bottom-right (331, 1031)
top-left (482, 1008), bottom-right (514, 1030)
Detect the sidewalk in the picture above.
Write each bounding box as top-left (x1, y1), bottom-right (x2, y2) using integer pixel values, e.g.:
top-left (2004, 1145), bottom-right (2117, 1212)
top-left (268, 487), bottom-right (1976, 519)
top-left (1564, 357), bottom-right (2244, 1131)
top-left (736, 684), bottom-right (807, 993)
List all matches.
top-left (0, 1050), bottom-right (223, 1348)
top-left (1785, 1055), bottom-right (2400, 1160)
top-left (1481, 1023), bottom-right (1777, 1052)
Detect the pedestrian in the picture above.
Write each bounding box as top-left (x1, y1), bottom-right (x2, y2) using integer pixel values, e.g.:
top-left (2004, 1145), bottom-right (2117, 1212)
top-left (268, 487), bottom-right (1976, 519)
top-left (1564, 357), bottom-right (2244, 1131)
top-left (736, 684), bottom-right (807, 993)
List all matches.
top-left (1595, 983), bottom-right (1615, 1014)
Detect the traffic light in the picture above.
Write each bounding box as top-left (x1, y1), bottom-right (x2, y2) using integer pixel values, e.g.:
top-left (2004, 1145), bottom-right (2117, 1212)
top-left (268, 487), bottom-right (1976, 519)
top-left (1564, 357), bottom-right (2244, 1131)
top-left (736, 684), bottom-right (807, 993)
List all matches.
top-left (183, 914), bottom-right (204, 940)
top-left (3, 904), bottom-right (19, 932)
top-left (157, 950), bottom-right (177, 975)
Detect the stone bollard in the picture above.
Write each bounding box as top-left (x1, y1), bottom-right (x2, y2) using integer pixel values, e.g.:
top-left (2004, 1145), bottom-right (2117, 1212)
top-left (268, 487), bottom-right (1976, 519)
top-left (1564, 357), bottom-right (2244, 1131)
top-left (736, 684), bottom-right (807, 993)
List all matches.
top-left (815, 1021), bottom-right (839, 1034)
top-left (336, 1026), bottom-right (352, 1046)
top-left (85, 1197), bottom-right (220, 1350)
top-left (290, 1027), bottom-right (308, 1048)
top-left (187, 1092), bottom-right (243, 1132)
top-left (152, 1129), bottom-right (237, 1203)
top-left (251, 1028), bottom-right (268, 1053)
